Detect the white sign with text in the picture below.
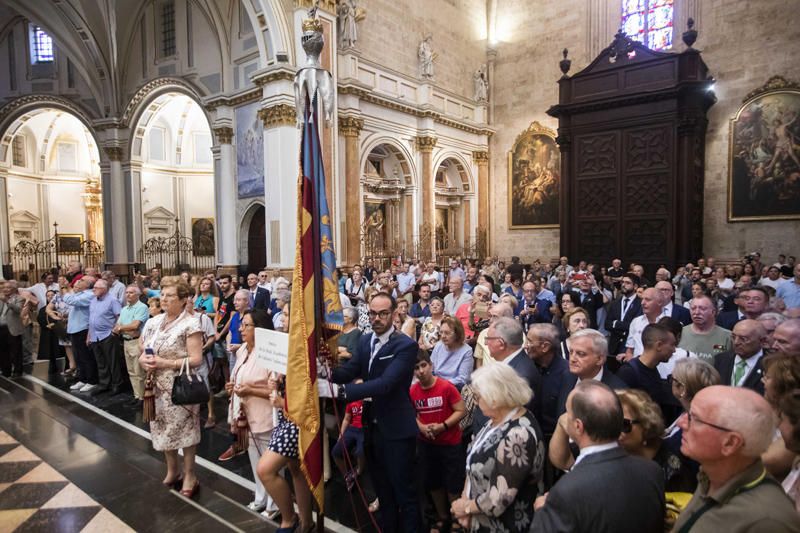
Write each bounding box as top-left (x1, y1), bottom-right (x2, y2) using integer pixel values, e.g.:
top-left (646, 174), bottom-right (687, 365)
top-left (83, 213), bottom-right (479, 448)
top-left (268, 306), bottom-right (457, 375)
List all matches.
top-left (254, 328), bottom-right (289, 374)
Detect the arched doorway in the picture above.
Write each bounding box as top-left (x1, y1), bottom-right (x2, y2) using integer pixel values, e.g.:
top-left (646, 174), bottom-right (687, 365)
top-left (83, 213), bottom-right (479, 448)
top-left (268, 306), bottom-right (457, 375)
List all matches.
top-left (247, 205), bottom-right (266, 273)
top-left (434, 157), bottom-right (473, 257)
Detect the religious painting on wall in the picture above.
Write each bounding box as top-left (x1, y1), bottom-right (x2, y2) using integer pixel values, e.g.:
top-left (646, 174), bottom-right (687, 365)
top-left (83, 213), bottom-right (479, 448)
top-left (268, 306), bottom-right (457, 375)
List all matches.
top-left (729, 76), bottom-right (800, 221)
top-left (191, 218), bottom-right (215, 256)
top-left (235, 101), bottom-right (265, 199)
top-left (435, 207), bottom-right (449, 250)
top-left (508, 121), bottom-right (560, 229)
top-left (57, 234), bottom-right (82, 253)
top-left (363, 201), bottom-right (386, 252)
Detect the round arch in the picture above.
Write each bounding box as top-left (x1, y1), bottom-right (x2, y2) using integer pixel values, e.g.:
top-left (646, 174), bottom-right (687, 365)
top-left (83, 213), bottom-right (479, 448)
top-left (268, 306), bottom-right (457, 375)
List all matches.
top-left (431, 151), bottom-right (475, 194)
top-left (239, 200), bottom-right (266, 272)
top-left (359, 136), bottom-right (418, 187)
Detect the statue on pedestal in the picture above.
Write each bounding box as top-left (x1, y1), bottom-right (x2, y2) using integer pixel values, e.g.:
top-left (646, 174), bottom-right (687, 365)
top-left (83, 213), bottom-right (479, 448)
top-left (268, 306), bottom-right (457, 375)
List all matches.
top-left (418, 34), bottom-right (435, 79)
top-left (337, 0), bottom-right (359, 48)
top-left (473, 64), bottom-right (488, 102)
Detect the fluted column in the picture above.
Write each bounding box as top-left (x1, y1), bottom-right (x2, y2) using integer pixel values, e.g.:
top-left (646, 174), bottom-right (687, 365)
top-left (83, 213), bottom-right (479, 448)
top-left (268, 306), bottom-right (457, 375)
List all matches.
top-left (212, 126), bottom-right (238, 274)
top-left (339, 116), bottom-right (364, 265)
top-left (416, 135), bottom-right (437, 257)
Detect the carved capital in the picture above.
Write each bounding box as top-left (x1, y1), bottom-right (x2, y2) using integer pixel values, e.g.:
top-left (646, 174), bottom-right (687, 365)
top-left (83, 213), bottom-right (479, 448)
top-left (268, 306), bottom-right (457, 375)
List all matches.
top-left (339, 116), bottom-right (364, 137)
top-left (258, 104), bottom-right (296, 128)
top-left (103, 146), bottom-right (125, 161)
top-left (472, 151), bottom-right (489, 165)
top-left (213, 126), bottom-right (234, 144)
top-left (295, 0), bottom-right (336, 13)
top-left (415, 135), bottom-right (438, 152)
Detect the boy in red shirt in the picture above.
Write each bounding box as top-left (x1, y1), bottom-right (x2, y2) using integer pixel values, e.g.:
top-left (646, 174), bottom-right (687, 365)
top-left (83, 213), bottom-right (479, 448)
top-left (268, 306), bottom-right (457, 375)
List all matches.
top-left (332, 399), bottom-right (365, 492)
top-left (410, 350), bottom-right (466, 532)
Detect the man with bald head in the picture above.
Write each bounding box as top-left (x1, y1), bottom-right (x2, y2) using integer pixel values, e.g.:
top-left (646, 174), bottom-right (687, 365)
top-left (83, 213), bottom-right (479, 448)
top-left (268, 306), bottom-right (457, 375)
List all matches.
top-left (772, 319), bottom-right (800, 357)
top-left (713, 320), bottom-right (767, 395)
top-left (674, 386), bottom-right (799, 532)
top-left (655, 280), bottom-right (691, 326)
top-left (533, 381), bottom-right (664, 533)
top-left (621, 287), bottom-right (666, 362)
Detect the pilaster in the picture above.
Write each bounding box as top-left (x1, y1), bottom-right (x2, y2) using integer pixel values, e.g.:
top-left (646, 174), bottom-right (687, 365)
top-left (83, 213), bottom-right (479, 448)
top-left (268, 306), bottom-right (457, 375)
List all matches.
top-left (339, 115), bottom-right (364, 265)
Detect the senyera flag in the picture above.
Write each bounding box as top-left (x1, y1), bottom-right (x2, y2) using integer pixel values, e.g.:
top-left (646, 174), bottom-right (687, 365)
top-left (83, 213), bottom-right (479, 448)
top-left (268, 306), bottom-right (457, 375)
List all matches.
top-left (285, 94), bottom-right (343, 512)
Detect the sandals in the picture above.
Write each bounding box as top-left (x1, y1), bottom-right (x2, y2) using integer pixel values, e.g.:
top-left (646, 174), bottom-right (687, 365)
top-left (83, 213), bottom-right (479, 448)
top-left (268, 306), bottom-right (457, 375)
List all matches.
top-left (179, 479), bottom-right (200, 498)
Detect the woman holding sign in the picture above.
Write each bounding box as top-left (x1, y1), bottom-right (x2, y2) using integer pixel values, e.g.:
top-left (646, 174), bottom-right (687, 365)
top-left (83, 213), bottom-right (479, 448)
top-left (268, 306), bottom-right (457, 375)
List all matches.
top-left (226, 309), bottom-right (280, 517)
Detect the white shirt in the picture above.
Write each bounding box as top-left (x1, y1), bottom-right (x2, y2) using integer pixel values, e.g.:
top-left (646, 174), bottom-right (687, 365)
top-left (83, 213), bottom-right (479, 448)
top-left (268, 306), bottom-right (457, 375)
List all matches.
top-left (656, 347), bottom-right (692, 379)
top-left (573, 441), bottom-right (619, 468)
top-left (443, 291), bottom-right (472, 316)
top-left (661, 302), bottom-right (674, 318)
top-left (368, 327), bottom-right (396, 371)
top-left (28, 282), bottom-right (60, 310)
top-left (733, 350), bottom-right (764, 386)
top-left (577, 366), bottom-right (604, 384)
top-left (625, 314), bottom-right (658, 356)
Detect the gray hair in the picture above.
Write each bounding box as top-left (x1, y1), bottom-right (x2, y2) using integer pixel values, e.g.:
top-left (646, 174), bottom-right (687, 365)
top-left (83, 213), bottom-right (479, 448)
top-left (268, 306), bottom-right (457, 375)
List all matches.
top-left (527, 323), bottom-right (560, 347)
top-left (473, 284), bottom-right (491, 297)
top-left (672, 358), bottom-right (720, 401)
top-left (343, 307), bottom-right (359, 323)
top-left (757, 312), bottom-right (787, 326)
top-left (470, 362), bottom-right (532, 410)
top-left (493, 317), bottom-right (524, 347)
top-left (126, 284), bottom-right (142, 295)
top-left (276, 289), bottom-right (291, 303)
top-left (569, 328), bottom-right (608, 357)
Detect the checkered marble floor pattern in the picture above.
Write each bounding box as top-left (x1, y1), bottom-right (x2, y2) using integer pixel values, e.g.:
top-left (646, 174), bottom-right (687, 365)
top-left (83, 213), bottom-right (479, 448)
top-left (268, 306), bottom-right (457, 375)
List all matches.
top-left (0, 431), bottom-right (134, 533)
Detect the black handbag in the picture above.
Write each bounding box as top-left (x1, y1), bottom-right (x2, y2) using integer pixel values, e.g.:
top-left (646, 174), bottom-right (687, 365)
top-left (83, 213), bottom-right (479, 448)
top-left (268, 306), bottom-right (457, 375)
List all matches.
top-left (172, 358), bottom-right (210, 405)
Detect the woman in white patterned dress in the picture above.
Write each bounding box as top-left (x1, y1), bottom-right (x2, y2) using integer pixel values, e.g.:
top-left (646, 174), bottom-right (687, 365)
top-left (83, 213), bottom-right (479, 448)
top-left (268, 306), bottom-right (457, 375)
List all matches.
top-left (139, 279), bottom-right (204, 497)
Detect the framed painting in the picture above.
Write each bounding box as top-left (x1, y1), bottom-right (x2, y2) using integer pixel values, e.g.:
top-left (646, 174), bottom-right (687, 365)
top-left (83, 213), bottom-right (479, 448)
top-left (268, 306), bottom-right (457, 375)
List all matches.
top-left (57, 234), bottom-right (82, 253)
top-left (191, 218), bottom-right (215, 256)
top-left (508, 121), bottom-right (560, 228)
top-left (363, 201), bottom-right (386, 251)
top-left (728, 76), bottom-right (800, 221)
top-left (236, 101), bottom-right (265, 199)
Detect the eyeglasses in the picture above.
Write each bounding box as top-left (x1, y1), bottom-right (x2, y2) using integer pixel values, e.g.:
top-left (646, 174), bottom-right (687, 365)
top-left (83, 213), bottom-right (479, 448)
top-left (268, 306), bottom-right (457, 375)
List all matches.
top-left (367, 310), bottom-right (392, 320)
top-left (621, 418), bottom-right (640, 434)
top-left (685, 411), bottom-right (735, 433)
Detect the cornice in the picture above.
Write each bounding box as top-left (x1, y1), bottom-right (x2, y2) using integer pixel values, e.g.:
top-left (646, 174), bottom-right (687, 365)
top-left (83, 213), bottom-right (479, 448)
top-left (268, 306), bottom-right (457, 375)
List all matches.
top-left (204, 88), bottom-right (261, 110)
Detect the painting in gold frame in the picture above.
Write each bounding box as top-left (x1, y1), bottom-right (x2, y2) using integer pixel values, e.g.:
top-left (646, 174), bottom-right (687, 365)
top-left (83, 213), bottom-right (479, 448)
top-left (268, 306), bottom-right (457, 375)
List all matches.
top-left (508, 121), bottom-right (560, 229)
top-left (57, 234), bottom-right (83, 253)
top-left (191, 218), bottom-right (215, 256)
top-left (728, 76), bottom-right (800, 222)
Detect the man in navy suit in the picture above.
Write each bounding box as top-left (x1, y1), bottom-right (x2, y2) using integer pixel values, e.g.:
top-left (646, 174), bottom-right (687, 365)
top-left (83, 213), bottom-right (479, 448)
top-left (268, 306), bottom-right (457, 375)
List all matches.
top-left (655, 280), bottom-right (691, 327)
top-left (245, 273), bottom-right (271, 312)
top-left (557, 329), bottom-right (627, 416)
top-left (330, 292), bottom-right (419, 532)
top-left (713, 319), bottom-right (767, 395)
top-left (604, 274), bottom-right (643, 357)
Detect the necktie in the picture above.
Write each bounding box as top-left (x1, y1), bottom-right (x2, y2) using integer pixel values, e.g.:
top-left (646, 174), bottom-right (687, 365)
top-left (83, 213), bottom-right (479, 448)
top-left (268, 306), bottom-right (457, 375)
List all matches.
top-left (622, 297), bottom-right (630, 317)
top-left (369, 336), bottom-right (380, 371)
top-left (733, 359), bottom-right (748, 386)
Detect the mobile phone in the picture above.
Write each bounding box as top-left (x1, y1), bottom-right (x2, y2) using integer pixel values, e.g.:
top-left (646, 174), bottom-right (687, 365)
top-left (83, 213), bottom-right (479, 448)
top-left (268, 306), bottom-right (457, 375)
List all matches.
top-left (145, 348), bottom-right (154, 357)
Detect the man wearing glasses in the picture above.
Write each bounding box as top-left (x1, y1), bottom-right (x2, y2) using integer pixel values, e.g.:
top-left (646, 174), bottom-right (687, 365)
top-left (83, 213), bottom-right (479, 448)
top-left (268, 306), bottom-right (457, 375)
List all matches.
top-left (330, 292), bottom-right (420, 532)
top-left (673, 386), bottom-right (798, 532)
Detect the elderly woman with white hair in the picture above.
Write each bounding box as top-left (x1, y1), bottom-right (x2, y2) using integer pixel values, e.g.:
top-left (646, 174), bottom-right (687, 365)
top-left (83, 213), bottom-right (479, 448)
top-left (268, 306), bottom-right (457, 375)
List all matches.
top-left (450, 363), bottom-right (545, 532)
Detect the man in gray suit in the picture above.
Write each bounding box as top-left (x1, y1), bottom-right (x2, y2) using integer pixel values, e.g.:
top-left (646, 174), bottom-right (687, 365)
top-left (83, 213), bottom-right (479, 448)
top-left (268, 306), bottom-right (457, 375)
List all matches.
top-left (533, 380), bottom-right (665, 532)
top-left (472, 317), bottom-right (542, 432)
top-left (0, 280), bottom-right (28, 377)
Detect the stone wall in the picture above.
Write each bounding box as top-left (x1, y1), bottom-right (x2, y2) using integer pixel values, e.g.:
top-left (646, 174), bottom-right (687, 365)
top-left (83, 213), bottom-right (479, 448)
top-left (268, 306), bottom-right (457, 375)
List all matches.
top-left (489, 0), bottom-right (800, 265)
top-left (355, 0), bottom-right (487, 99)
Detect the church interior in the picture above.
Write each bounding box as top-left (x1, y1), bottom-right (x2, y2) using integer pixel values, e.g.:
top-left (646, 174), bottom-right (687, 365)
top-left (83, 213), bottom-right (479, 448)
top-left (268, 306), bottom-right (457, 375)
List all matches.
top-left (0, 0), bottom-right (799, 531)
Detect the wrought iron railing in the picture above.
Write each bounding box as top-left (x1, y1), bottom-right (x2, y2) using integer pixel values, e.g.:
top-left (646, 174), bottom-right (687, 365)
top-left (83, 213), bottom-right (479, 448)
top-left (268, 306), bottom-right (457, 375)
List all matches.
top-left (137, 228), bottom-right (215, 276)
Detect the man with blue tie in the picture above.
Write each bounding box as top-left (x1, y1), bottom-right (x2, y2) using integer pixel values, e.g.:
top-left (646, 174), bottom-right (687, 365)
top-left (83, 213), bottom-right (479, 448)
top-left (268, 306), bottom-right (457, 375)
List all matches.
top-left (331, 292), bottom-right (419, 532)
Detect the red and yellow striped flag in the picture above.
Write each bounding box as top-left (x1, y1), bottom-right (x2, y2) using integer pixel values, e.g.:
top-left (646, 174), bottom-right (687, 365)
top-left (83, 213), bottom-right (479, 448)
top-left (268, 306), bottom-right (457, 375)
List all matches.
top-left (285, 96), bottom-right (343, 512)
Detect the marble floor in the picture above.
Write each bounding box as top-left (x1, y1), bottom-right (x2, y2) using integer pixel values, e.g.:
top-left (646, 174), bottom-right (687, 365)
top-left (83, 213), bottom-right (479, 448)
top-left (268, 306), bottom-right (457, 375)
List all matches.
top-left (0, 361), bottom-right (377, 532)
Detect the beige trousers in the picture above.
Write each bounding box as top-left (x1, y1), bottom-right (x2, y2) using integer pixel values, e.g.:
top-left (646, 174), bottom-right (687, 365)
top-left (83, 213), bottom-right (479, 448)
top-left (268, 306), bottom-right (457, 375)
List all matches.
top-left (123, 338), bottom-right (145, 399)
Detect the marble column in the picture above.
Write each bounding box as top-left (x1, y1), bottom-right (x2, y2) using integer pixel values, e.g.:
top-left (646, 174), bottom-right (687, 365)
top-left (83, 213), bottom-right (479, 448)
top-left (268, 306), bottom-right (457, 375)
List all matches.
top-left (100, 145), bottom-right (132, 270)
top-left (416, 135), bottom-right (437, 258)
top-left (473, 150), bottom-right (490, 253)
top-left (404, 189), bottom-right (415, 249)
top-left (259, 104), bottom-right (299, 269)
top-left (339, 116), bottom-right (364, 265)
top-left (0, 172), bottom-right (9, 278)
top-left (212, 126), bottom-right (238, 274)
top-left (463, 198), bottom-right (471, 247)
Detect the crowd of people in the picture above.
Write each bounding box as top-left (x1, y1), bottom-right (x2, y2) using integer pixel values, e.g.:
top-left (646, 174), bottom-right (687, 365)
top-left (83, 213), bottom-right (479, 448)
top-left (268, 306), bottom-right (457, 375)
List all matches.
top-left (1, 251), bottom-right (800, 532)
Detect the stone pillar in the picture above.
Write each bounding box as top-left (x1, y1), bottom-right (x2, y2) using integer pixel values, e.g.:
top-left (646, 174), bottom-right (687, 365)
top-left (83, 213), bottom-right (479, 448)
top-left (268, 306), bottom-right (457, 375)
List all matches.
top-left (0, 172), bottom-right (10, 279)
top-left (463, 198), bottom-right (471, 247)
top-left (212, 126), bottom-right (238, 274)
top-left (259, 103), bottom-right (298, 269)
top-left (339, 116), bottom-right (364, 265)
top-left (472, 150), bottom-right (490, 253)
top-left (416, 135), bottom-right (437, 257)
top-left (404, 189), bottom-right (414, 250)
top-left (100, 145), bottom-right (132, 269)
top-left (83, 178), bottom-right (103, 244)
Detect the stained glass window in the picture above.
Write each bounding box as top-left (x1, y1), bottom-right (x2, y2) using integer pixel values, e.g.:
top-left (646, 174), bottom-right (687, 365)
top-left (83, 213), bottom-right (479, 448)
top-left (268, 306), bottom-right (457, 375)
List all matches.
top-left (621, 0), bottom-right (674, 51)
top-left (29, 25), bottom-right (54, 63)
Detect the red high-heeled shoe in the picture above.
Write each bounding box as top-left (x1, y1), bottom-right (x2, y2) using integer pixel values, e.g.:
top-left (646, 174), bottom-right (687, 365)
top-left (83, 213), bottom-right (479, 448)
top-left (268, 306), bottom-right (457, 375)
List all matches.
top-left (180, 479), bottom-right (200, 498)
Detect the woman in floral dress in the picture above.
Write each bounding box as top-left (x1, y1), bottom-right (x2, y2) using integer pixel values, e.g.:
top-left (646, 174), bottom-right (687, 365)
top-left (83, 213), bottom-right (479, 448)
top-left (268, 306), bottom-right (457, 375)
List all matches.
top-left (140, 279), bottom-right (204, 497)
top-left (451, 363), bottom-right (545, 532)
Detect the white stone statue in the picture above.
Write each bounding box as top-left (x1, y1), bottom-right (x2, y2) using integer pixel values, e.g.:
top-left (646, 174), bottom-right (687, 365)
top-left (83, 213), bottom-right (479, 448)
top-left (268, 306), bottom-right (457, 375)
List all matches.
top-left (418, 34), bottom-right (435, 79)
top-left (337, 0), bottom-right (358, 48)
top-left (294, 7), bottom-right (334, 128)
top-left (473, 64), bottom-right (488, 102)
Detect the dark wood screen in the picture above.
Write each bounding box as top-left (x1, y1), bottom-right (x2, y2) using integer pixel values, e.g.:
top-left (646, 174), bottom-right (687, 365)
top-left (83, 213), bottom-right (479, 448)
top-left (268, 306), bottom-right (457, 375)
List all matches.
top-left (547, 29), bottom-right (716, 276)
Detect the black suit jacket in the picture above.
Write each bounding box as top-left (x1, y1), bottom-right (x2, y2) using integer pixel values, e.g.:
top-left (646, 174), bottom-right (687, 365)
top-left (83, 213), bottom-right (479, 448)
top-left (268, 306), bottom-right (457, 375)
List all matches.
top-left (669, 303), bottom-right (692, 327)
top-left (472, 349), bottom-right (542, 433)
top-left (556, 369), bottom-right (628, 416)
top-left (572, 289), bottom-right (605, 329)
top-left (604, 296), bottom-right (642, 355)
top-left (716, 310), bottom-right (743, 331)
top-left (331, 330), bottom-right (419, 440)
top-left (713, 350), bottom-right (765, 395)
top-left (531, 447), bottom-right (665, 533)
